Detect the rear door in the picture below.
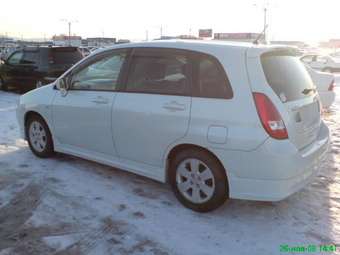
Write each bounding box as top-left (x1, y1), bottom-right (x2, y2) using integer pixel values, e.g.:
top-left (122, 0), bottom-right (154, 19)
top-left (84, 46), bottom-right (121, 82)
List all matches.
top-left (112, 47), bottom-right (191, 167)
top-left (19, 49), bottom-right (40, 88)
top-left (260, 50), bottom-right (321, 150)
top-left (48, 47), bottom-right (83, 78)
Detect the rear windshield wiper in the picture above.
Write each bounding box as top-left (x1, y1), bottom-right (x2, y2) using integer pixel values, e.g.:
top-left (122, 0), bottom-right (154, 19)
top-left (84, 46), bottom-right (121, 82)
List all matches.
top-left (302, 88), bottom-right (316, 95)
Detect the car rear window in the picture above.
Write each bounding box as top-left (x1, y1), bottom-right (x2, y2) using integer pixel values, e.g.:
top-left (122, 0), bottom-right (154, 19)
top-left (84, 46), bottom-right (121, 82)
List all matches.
top-left (51, 48), bottom-right (83, 64)
top-left (261, 51), bottom-right (315, 102)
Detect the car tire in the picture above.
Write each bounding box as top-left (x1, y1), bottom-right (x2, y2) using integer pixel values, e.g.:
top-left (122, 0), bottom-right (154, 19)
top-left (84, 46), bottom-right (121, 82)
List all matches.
top-left (0, 76), bottom-right (8, 91)
top-left (169, 148), bottom-right (228, 212)
top-left (323, 68), bottom-right (332, 73)
top-left (26, 115), bottom-right (54, 158)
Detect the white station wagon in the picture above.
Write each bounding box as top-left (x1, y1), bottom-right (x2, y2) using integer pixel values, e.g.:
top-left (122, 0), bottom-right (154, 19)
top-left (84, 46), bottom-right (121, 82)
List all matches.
top-left (17, 40), bottom-right (329, 212)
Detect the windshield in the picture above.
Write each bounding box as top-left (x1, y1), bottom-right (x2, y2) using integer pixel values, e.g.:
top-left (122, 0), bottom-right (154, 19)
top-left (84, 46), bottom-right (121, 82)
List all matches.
top-left (261, 51), bottom-right (315, 102)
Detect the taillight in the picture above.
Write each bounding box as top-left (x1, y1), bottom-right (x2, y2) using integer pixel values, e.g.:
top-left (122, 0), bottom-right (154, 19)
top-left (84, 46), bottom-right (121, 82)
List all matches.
top-left (328, 79), bottom-right (335, 91)
top-left (253, 92), bottom-right (288, 140)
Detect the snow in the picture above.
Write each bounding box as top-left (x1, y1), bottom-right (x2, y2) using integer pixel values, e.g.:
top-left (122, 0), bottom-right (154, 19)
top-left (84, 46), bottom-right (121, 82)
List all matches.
top-left (0, 85), bottom-right (339, 254)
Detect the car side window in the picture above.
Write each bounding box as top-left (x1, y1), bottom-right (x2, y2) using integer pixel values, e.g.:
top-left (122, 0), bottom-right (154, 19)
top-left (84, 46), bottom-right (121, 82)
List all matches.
top-left (7, 51), bottom-right (23, 65)
top-left (194, 54), bottom-right (233, 99)
top-left (71, 51), bottom-right (127, 91)
top-left (125, 48), bottom-right (190, 95)
top-left (21, 51), bottom-right (39, 65)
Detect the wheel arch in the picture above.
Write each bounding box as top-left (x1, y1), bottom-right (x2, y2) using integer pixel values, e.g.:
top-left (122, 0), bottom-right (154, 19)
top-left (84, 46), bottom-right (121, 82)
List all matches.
top-left (166, 143), bottom-right (229, 188)
top-left (24, 111), bottom-right (53, 140)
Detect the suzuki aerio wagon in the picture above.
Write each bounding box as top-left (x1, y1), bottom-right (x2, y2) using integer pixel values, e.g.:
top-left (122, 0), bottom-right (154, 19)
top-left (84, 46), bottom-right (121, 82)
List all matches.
top-left (17, 40), bottom-right (329, 212)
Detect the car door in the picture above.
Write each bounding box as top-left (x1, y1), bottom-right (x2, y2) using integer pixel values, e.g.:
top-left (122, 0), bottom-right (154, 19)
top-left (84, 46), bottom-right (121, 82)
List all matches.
top-left (1, 51), bottom-right (24, 85)
top-left (52, 49), bottom-right (129, 158)
top-left (112, 48), bottom-right (192, 167)
top-left (19, 49), bottom-right (40, 88)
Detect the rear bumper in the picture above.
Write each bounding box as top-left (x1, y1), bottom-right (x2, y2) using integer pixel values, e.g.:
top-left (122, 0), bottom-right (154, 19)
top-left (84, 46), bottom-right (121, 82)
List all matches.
top-left (319, 91), bottom-right (336, 108)
top-left (229, 152), bottom-right (326, 201)
top-left (215, 122), bottom-right (330, 201)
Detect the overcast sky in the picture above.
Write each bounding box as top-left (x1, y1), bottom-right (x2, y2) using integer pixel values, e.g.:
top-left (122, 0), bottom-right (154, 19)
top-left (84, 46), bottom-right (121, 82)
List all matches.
top-left (1, 0), bottom-right (340, 42)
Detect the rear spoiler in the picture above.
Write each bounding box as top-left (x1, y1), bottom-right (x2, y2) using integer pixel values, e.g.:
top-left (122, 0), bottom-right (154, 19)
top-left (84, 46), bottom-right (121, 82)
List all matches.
top-left (247, 45), bottom-right (300, 59)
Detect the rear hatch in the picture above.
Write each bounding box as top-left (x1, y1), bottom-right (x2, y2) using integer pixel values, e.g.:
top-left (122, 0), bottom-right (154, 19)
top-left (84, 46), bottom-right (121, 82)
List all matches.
top-left (48, 47), bottom-right (83, 77)
top-left (259, 50), bottom-right (321, 150)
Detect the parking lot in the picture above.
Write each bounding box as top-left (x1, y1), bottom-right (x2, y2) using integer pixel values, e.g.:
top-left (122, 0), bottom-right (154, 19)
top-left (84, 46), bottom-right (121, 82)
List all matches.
top-left (0, 85), bottom-right (339, 255)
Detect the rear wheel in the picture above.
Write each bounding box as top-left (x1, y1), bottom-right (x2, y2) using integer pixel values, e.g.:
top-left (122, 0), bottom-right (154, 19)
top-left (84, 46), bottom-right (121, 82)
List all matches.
top-left (26, 115), bottom-right (54, 158)
top-left (169, 148), bottom-right (228, 212)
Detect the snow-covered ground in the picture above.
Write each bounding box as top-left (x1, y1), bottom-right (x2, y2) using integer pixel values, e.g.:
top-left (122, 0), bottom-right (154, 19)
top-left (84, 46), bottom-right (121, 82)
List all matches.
top-left (0, 87), bottom-right (339, 255)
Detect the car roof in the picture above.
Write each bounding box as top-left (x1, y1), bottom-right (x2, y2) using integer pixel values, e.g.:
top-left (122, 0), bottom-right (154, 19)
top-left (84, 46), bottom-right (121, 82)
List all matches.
top-left (94, 40), bottom-right (296, 57)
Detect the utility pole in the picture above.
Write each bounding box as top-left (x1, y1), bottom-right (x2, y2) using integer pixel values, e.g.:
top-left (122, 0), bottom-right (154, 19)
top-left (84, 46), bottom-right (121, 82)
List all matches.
top-left (160, 25), bottom-right (163, 38)
top-left (60, 19), bottom-right (78, 46)
top-left (68, 21), bottom-right (71, 38)
top-left (253, 1), bottom-right (270, 44)
top-left (145, 30), bottom-right (149, 41)
top-left (263, 7), bottom-right (267, 43)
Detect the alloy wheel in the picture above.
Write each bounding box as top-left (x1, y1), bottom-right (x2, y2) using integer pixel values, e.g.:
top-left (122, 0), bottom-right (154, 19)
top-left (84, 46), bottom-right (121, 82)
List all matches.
top-left (29, 121), bottom-right (47, 153)
top-left (176, 158), bottom-right (215, 204)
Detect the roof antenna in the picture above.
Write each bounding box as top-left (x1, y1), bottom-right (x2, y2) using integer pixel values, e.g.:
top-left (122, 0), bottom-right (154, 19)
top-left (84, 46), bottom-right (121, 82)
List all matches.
top-left (253, 24), bottom-right (268, 45)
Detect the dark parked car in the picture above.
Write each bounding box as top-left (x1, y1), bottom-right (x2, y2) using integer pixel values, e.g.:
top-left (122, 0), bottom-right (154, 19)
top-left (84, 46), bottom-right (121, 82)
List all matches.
top-left (0, 46), bottom-right (83, 92)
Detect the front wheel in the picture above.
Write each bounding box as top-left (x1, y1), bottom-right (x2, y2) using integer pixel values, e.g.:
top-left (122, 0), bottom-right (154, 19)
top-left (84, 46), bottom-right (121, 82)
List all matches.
top-left (26, 115), bottom-right (54, 158)
top-left (169, 148), bottom-right (228, 212)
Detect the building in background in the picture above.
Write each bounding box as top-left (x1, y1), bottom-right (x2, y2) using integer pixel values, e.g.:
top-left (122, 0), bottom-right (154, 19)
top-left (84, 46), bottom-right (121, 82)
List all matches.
top-left (214, 32), bottom-right (261, 42)
top-left (177, 35), bottom-right (198, 40)
top-left (116, 39), bottom-right (130, 44)
top-left (156, 35), bottom-right (198, 40)
top-left (52, 35), bottom-right (82, 47)
top-left (86, 37), bottom-right (116, 47)
top-left (198, 29), bottom-right (213, 38)
top-left (270, 41), bottom-right (307, 48)
top-left (319, 39), bottom-right (340, 49)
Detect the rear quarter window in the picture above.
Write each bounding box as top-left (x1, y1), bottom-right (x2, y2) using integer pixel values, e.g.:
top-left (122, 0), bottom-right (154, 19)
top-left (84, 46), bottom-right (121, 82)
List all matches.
top-left (192, 53), bottom-right (233, 99)
top-left (261, 51), bottom-right (315, 102)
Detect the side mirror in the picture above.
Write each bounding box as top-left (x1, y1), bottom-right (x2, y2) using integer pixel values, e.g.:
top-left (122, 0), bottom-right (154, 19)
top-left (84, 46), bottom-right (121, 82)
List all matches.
top-left (56, 78), bottom-right (69, 96)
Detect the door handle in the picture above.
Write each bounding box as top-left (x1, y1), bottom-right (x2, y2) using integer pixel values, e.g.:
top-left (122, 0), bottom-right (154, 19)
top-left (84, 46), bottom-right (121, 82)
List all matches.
top-left (91, 97), bottom-right (109, 105)
top-left (162, 101), bottom-right (186, 112)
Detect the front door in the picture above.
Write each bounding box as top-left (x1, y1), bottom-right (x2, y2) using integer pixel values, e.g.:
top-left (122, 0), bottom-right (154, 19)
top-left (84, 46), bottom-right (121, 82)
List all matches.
top-left (1, 51), bottom-right (24, 86)
top-left (52, 50), bottom-right (129, 157)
